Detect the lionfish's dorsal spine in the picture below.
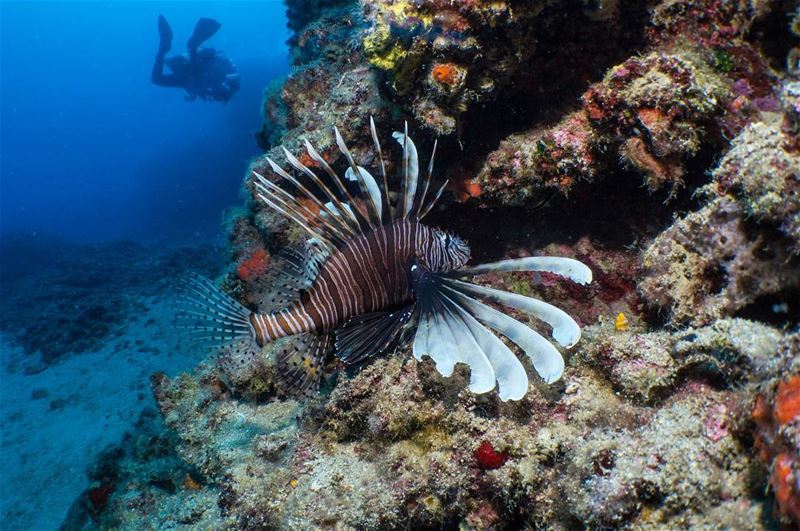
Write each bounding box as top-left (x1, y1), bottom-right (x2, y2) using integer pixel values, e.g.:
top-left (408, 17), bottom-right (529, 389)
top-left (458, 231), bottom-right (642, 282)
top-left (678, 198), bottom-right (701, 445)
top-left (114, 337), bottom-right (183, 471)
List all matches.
top-left (253, 119), bottom-right (446, 251)
top-left (369, 117), bottom-right (392, 221)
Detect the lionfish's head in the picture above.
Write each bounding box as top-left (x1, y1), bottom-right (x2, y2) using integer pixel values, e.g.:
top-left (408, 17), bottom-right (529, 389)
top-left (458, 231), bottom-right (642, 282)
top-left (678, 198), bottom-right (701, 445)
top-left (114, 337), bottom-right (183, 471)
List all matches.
top-left (427, 228), bottom-right (471, 272)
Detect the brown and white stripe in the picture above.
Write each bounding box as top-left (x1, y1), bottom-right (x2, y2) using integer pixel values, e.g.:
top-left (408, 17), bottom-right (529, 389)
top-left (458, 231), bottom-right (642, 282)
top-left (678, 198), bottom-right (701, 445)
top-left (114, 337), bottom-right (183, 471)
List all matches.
top-left (250, 219), bottom-right (451, 346)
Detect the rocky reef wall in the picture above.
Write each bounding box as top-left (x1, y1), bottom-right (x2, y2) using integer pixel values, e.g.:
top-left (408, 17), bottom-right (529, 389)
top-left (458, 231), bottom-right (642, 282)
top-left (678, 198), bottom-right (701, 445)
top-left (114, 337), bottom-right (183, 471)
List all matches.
top-left (76, 0), bottom-right (800, 529)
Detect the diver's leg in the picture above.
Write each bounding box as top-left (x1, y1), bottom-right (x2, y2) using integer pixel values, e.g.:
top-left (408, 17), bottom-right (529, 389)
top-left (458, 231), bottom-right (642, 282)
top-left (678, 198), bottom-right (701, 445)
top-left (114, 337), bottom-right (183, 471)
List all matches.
top-left (157, 14), bottom-right (173, 54)
top-left (151, 53), bottom-right (171, 86)
top-left (187, 17), bottom-right (221, 52)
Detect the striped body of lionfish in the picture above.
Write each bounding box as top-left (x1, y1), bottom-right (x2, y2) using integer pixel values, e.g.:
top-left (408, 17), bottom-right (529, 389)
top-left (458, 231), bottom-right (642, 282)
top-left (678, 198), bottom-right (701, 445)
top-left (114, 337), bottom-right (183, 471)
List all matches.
top-left (178, 120), bottom-right (592, 401)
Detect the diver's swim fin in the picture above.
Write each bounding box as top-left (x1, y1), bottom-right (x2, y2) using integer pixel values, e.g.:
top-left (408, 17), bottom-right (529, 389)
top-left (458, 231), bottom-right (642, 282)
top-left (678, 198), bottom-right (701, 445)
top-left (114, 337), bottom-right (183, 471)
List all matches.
top-left (187, 17), bottom-right (221, 51)
top-left (157, 14), bottom-right (173, 54)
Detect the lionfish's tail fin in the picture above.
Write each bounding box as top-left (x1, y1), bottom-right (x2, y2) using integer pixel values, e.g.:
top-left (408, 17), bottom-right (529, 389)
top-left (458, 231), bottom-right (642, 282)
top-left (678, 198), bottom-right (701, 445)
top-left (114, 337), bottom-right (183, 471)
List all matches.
top-left (174, 273), bottom-right (257, 359)
top-left (275, 333), bottom-right (332, 398)
top-left (255, 120), bottom-right (446, 238)
top-left (411, 257), bottom-right (592, 401)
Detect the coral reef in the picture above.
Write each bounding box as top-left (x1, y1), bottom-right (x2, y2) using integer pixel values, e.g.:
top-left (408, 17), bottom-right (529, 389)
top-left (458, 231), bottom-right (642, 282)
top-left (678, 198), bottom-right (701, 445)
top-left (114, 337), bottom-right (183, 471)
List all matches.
top-left (77, 316), bottom-right (790, 529)
top-left (476, 0), bottom-right (780, 205)
top-left (361, 0), bottom-right (650, 136)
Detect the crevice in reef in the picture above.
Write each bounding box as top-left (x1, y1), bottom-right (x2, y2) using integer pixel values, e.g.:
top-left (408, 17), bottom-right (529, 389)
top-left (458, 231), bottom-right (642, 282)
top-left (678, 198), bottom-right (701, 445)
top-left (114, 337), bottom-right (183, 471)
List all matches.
top-left (427, 151), bottom-right (713, 265)
top-left (749, 0), bottom-right (798, 73)
top-left (735, 289), bottom-right (800, 328)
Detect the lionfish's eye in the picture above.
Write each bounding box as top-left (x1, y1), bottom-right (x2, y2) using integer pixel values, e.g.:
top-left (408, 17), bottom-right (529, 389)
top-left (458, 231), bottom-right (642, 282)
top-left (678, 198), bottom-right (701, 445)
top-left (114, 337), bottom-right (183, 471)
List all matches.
top-left (444, 233), bottom-right (451, 246)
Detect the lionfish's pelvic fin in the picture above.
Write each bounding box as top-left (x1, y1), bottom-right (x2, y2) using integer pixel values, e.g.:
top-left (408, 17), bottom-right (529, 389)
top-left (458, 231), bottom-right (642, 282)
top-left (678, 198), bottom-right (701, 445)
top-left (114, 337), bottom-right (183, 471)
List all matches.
top-left (334, 305), bottom-right (415, 365)
top-left (275, 332), bottom-right (332, 398)
top-left (253, 120), bottom-right (445, 243)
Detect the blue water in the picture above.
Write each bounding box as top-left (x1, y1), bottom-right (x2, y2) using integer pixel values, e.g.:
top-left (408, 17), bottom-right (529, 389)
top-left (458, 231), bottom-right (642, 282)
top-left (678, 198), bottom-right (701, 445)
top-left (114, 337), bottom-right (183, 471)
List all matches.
top-left (2, 1), bottom-right (290, 244)
top-left (1, 2), bottom-right (289, 529)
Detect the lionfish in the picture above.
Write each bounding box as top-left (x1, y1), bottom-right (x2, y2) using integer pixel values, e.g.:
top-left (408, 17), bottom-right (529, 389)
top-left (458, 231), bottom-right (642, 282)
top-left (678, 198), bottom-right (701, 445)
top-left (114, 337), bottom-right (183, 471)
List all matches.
top-left (178, 121), bottom-right (591, 401)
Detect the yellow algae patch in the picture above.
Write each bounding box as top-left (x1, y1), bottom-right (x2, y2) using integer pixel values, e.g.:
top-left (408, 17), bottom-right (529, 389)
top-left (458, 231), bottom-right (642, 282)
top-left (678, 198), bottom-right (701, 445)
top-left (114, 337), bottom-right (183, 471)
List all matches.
top-left (615, 312), bottom-right (629, 331)
top-left (363, 1), bottom-right (433, 72)
top-left (363, 22), bottom-right (408, 71)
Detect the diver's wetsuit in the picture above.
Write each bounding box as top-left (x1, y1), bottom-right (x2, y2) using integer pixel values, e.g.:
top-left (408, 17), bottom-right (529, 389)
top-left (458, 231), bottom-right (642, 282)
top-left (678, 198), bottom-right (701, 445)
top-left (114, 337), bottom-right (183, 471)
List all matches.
top-left (151, 15), bottom-right (239, 103)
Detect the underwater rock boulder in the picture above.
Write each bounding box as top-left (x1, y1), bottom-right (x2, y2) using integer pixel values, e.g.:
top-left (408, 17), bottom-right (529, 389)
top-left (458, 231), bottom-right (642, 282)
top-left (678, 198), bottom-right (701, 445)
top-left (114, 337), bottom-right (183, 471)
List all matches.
top-left (639, 115), bottom-right (800, 326)
top-left (361, 0), bottom-right (651, 136)
top-left (713, 118), bottom-right (800, 252)
top-left (639, 195), bottom-right (800, 326)
top-left (475, 0), bottom-right (780, 206)
top-left (580, 317), bottom-right (784, 404)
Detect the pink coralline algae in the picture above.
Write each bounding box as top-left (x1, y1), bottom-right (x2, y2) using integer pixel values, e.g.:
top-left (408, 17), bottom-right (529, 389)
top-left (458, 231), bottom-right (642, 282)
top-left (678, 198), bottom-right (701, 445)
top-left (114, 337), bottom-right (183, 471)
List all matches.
top-left (704, 404), bottom-right (730, 442)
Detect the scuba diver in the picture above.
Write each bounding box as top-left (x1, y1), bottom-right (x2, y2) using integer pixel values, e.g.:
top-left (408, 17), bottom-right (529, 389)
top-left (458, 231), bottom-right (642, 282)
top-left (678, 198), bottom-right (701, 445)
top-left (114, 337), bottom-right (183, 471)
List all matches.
top-left (151, 15), bottom-right (240, 103)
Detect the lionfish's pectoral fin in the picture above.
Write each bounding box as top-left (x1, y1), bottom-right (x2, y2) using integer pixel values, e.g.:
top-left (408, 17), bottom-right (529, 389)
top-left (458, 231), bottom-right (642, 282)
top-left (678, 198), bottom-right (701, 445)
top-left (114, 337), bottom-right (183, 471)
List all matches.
top-left (412, 268), bottom-right (531, 400)
top-left (448, 256), bottom-right (593, 285)
top-left (334, 305), bottom-right (415, 365)
top-left (275, 332), bottom-right (333, 398)
top-left (439, 283), bottom-right (566, 385)
top-left (256, 240), bottom-right (329, 312)
top-left (410, 256), bottom-right (593, 399)
top-left (442, 278), bottom-right (583, 348)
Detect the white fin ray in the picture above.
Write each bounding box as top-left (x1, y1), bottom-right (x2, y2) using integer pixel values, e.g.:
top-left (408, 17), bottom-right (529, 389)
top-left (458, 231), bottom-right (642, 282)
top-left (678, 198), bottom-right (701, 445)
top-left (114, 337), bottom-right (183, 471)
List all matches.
top-left (345, 166), bottom-right (383, 223)
top-left (369, 116), bottom-right (392, 220)
top-left (256, 192), bottom-right (333, 250)
top-left (335, 126), bottom-right (380, 227)
top-left (322, 202), bottom-right (355, 221)
top-left (254, 179), bottom-right (336, 249)
top-left (453, 257), bottom-right (593, 285)
top-left (443, 278), bottom-right (582, 348)
top-left (393, 127), bottom-right (419, 219)
top-left (437, 295), bottom-right (496, 394)
top-left (267, 155), bottom-right (353, 237)
top-left (303, 137), bottom-right (371, 230)
top-left (412, 305), bottom-right (431, 361)
top-left (280, 147), bottom-right (360, 235)
top-left (263, 122), bottom-right (448, 235)
top-left (442, 284), bottom-right (565, 384)
top-left (415, 139), bottom-right (437, 219)
top-left (415, 300), bottom-right (457, 377)
top-left (254, 171), bottom-right (344, 244)
top-left (439, 289), bottom-right (528, 401)
top-left (418, 178), bottom-right (449, 220)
